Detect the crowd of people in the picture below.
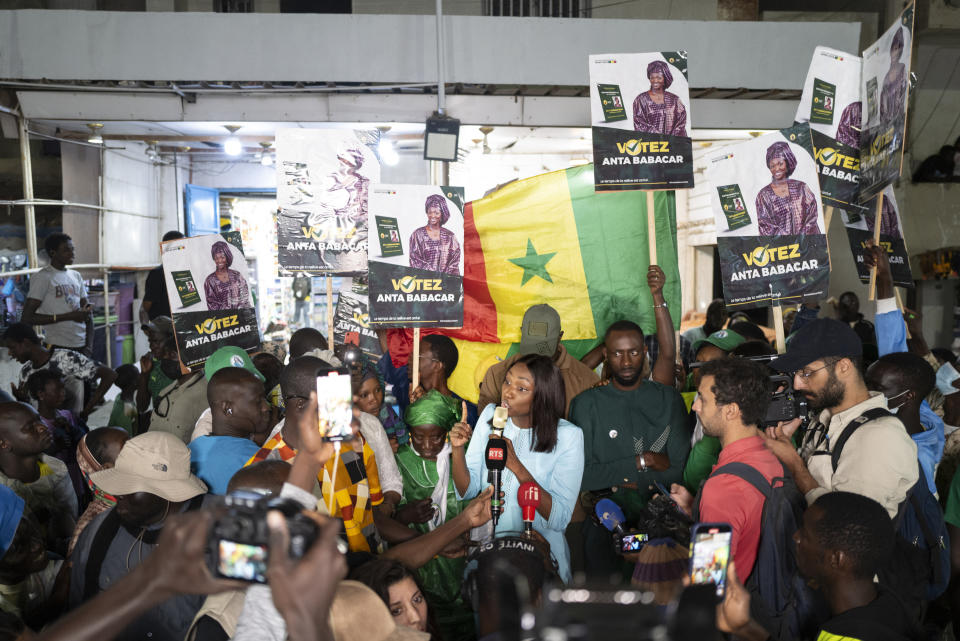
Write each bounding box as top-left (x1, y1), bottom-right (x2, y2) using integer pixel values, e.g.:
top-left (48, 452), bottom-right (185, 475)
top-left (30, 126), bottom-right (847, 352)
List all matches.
top-left (0, 231), bottom-right (958, 641)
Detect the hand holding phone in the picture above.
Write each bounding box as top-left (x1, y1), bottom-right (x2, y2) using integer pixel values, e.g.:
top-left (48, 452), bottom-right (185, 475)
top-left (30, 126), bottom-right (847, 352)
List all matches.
top-left (689, 522), bottom-right (733, 600)
top-left (316, 370), bottom-right (353, 442)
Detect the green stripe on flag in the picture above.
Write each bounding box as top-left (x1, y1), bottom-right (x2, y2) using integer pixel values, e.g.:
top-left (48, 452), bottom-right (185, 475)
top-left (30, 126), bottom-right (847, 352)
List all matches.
top-left (565, 164), bottom-right (681, 338)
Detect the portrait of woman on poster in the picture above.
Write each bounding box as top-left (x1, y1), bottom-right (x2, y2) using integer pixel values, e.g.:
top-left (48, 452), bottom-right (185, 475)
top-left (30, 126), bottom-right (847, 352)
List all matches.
top-left (865, 195), bottom-right (902, 239)
top-left (204, 240), bottom-right (251, 310)
top-left (632, 60), bottom-right (688, 137)
top-left (755, 142), bottom-right (820, 236)
top-left (408, 194), bottom-right (461, 276)
top-left (836, 101), bottom-right (862, 149)
top-left (880, 27), bottom-right (908, 124)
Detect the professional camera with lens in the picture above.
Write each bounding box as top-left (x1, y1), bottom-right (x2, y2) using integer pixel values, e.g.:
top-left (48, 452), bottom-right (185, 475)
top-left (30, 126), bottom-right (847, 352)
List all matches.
top-left (762, 373), bottom-right (809, 428)
top-left (206, 490), bottom-right (319, 584)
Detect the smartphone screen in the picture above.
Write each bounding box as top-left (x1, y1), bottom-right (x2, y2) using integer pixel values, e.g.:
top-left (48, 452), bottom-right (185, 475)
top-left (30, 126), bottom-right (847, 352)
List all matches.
top-left (217, 540), bottom-right (268, 583)
top-left (690, 523), bottom-right (733, 599)
top-left (620, 532), bottom-right (649, 553)
top-left (316, 371), bottom-right (353, 441)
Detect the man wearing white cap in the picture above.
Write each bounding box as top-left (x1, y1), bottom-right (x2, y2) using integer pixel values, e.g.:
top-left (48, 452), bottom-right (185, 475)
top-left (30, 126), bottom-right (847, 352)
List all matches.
top-left (69, 431), bottom-right (209, 641)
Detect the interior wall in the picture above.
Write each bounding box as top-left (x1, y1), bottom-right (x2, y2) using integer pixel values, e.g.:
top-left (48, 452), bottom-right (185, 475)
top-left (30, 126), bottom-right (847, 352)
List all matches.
top-left (60, 143), bottom-right (101, 264)
top-left (101, 143), bottom-right (162, 265)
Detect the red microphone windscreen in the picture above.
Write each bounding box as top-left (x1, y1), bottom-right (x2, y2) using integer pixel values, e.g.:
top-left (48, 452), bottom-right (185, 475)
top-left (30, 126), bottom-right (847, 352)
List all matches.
top-left (518, 482), bottom-right (540, 523)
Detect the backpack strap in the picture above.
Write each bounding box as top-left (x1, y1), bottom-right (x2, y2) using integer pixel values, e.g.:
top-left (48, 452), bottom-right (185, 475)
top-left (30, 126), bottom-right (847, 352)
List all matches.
top-left (709, 462), bottom-right (774, 499)
top-left (83, 508), bottom-right (123, 601)
top-left (830, 407), bottom-right (893, 473)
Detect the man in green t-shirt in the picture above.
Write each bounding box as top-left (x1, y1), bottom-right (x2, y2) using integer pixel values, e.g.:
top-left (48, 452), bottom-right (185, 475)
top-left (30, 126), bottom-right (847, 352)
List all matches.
top-left (570, 318), bottom-right (689, 581)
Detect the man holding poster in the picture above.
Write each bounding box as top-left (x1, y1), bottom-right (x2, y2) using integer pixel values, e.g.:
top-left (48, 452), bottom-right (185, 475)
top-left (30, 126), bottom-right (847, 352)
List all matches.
top-left (841, 186), bottom-right (913, 288)
top-left (589, 52), bottom-right (694, 190)
top-left (161, 234), bottom-right (260, 369)
top-left (705, 124), bottom-right (830, 309)
top-left (367, 185), bottom-right (465, 328)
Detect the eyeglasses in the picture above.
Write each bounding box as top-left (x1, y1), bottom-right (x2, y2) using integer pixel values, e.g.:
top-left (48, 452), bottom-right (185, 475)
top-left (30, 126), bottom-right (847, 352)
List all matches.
top-left (794, 358), bottom-right (840, 380)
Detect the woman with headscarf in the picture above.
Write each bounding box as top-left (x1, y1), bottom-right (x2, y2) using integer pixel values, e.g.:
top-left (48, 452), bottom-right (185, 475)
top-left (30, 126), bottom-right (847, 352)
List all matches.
top-left (67, 428), bottom-right (128, 556)
top-left (633, 60), bottom-right (688, 137)
top-left (880, 27), bottom-right (907, 124)
top-left (836, 101), bottom-right (862, 149)
top-left (394, 390), bottom-right (473, 641)
top-left (755, 141), bottom-right (821, 236)
top-left (203, 240), bottom-right (251, 311)
top-left (408, 195), bottom-right (461, 276)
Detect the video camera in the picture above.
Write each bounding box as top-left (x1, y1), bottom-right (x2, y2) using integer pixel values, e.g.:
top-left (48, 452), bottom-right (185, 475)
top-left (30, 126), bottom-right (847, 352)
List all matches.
top-left (689, 355), bottom-right (809, 428)
top-left (206, 490), bottom-right (321, 584)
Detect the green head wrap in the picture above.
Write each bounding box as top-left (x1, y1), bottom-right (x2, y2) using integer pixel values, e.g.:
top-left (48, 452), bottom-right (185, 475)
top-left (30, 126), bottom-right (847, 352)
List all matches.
top-left (404, 389), bottom-right (461, 431)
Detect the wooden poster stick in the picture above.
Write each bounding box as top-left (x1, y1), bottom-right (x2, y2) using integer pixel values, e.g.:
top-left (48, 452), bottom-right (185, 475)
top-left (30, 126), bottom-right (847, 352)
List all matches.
top-left (411, 327), bottom-right (421, 391)
top-left (823, 205), bottom-right (834, 231)
top-left (867, 194), bottom-right (884, 301)
top-left (894, 288), bottom-right (913, 340)
top-left (773, 306), bottom-right (786, 354)
top-left (326, 276), bottom-right (334, 347)
top-left (646, 190), bottom-right (657, 265)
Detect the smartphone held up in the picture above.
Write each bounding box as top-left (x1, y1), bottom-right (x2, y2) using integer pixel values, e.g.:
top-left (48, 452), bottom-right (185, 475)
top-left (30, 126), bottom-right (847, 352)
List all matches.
top-left (689, 522), bottom-right (732, 600)
top-left (316, 368), bottom-right (354, 442)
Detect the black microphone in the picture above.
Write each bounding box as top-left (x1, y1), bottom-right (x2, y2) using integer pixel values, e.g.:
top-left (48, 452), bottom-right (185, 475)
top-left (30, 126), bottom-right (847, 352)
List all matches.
top-left (485, 438), bottom-right (508, 526)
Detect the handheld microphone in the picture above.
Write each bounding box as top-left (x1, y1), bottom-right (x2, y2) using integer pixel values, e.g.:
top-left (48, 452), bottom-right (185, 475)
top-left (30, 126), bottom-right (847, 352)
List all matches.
top-left (485, 438), bottom-right (508, 526)
top-left (517, 482), bottom-right (540, 534)
top-left (594, 498), bottom-right (626, 535)
top-left (491, 406), bottom-right (508, 437)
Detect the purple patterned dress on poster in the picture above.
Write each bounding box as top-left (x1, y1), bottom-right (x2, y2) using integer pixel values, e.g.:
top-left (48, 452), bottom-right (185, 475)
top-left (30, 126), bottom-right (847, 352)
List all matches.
top-left (204, 270), bottom-right (250, 310)
top-left (756, 180), bottom-right (821, 236)
top-left (408, 228), bottom-right (461, 276)
top-left (632, 92), bottom-right (687, 137)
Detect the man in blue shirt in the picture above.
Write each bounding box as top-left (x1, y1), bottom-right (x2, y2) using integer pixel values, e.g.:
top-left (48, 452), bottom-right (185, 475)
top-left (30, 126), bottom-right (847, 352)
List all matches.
top-left (189, 367), bottom-right (267, 494)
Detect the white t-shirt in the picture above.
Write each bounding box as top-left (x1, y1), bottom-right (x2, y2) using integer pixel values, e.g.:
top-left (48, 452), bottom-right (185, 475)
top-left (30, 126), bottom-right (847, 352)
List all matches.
top-left (27, 266), bottom-right (88, 348)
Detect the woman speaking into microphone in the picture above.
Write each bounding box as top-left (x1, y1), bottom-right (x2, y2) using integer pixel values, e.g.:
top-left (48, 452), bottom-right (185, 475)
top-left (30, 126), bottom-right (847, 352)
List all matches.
top-left (450, 354), bottom-right (584, 582)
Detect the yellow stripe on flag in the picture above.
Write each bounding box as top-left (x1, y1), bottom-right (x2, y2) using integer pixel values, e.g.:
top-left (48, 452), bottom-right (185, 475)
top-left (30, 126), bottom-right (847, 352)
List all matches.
top-left (472, 170), bottom-right (596, 343)
top-left (447, 338), bottom-right (512, 405)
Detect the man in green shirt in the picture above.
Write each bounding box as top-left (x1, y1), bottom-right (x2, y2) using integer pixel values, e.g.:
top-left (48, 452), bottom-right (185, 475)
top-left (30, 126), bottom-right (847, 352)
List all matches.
top-left (570, 318), bottom-right (689, 581)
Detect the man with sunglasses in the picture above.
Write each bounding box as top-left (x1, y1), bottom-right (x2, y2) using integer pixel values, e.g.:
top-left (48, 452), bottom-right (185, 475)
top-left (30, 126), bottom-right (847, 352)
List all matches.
top-left (762, 318), bottom-right (917, 520)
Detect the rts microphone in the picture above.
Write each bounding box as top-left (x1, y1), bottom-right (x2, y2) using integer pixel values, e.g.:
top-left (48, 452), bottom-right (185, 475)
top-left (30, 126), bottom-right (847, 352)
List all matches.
top-left (491, 406), bottom-right (508, 437)
top-left (517, 482), bottom-right (540, 534)
top-left (485, 438), bottom-right (508, 526)
top-left (594, 498), bottom-right (626, 535)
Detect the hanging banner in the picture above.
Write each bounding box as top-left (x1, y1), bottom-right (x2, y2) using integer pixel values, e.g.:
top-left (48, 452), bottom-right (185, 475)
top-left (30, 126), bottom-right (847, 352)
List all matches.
top-left (275, 129), bottom-right (380, 275)
top-left (367, 185), bottom-right (465, 328)
top-left (859, 2), bottom-right (915, 202)
top-left (162, 233), bottom-right (261, 369)
top-left (589, 52), bottom-right (694, 191)
top-left (333, 277), bottom-right (382, 360)
top-left (794, 46), bottom-right (865, 212)
top-left (705, 123), bottom-right (830, 309)
top-left (841, 185), bottom-right (913, 288)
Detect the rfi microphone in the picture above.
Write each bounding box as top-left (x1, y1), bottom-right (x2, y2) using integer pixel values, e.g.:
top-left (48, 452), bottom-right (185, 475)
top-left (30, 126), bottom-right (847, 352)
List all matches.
top-left (485, 438), bottom-right (508, 526)
top-left (492, 406), bottom-right (508, 437)
top-left (594, 498), bottom-right (626, 535)
top-left (517, 482), bottom-right (540, 534)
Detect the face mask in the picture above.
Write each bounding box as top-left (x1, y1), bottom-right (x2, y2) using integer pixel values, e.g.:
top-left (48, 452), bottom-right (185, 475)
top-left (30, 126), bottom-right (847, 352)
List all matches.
top-left (936, 362), bottom-right (960, 397)
top-left (886, 390), bottom-right (909, 414)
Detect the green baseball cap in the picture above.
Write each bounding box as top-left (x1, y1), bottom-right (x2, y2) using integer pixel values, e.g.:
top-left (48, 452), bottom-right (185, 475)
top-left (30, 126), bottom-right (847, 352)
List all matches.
top-left (692, 329), bottom-right (745, 356)
top-left (204, 346), bottom-right (265, 382)
top-left (517, 304), bottom-right (562, 357)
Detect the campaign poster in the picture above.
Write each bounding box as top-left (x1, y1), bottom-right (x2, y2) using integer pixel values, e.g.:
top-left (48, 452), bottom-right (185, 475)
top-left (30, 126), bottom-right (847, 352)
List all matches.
top-left (589, 52), bottom-right (694, 190)
top-left (841, 185), bottom-right (913, 288)
top-left (333, 277), bottom-right (383, 360)
top-left (367, 185), bottom-right (464, 328)
top-left (859, 2), bottom-right (915, 202)
top-left (275, 128), bottom-right (381, 275)
top-left (794, 47), bottom-right (865, 212)
top-left (705, 123), bottom-right (830, 309)
top-left (162, 233), bottom-right (261, 369)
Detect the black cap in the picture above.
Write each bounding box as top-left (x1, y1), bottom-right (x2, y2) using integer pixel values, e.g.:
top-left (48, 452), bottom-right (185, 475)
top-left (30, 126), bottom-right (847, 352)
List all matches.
top-left (770, 318), bottom-right (862, 373)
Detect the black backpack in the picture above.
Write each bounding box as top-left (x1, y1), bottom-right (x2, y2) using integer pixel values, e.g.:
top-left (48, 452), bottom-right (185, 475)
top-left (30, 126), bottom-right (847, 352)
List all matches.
top-left (698, 461), bottom-right (822, 641)
top-left (829, 407), bottom-right (950, 605)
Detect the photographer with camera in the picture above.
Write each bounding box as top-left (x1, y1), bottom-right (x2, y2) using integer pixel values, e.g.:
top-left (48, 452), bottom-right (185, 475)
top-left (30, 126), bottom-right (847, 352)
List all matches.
top-left (669, 357), bottom-right (780, 582)
top-left (762, 318), bottom-right (918, 520)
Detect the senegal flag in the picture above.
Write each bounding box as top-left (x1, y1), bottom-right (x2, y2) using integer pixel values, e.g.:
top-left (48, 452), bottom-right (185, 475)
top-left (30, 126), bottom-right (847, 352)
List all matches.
top-left (387, 163), bottom-right (681, 404)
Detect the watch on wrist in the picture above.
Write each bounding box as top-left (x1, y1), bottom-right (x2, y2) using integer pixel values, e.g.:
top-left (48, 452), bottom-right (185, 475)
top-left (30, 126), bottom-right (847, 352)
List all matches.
top-left (639, 453), bottom-right (648, 472)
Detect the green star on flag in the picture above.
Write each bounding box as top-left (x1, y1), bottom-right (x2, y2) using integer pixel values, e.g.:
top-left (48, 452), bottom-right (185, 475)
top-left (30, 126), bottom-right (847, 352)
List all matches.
top-left (509, 239), bottom-right (556, 286)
